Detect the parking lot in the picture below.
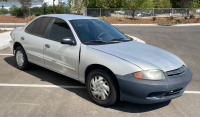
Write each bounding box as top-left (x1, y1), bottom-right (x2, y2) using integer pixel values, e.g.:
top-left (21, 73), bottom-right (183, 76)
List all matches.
top-left (0, 26), bottom-right (200, 117)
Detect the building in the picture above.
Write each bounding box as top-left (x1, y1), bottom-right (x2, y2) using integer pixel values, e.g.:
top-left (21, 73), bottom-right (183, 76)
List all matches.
top-left (0, 0), bottom-right (62, 9)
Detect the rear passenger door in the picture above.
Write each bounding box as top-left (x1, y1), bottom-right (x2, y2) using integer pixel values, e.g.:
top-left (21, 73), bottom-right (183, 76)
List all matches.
top-left (21, 17), bottom-right (52, 66)
top-left (43, 18), bottom-right (80, 80)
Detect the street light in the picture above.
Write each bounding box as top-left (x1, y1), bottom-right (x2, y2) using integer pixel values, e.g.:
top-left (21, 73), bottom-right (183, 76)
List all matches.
top-left (60, 1), bottom-right (66, 14)
top-left (53, 0), bottom-right (55, 14)
top-left (43, 2), bottom-right (47, 15)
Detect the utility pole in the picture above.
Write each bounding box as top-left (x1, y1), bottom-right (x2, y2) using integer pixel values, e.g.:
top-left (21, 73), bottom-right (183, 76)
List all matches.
top-left (53, 0), bottom-right (55, 14)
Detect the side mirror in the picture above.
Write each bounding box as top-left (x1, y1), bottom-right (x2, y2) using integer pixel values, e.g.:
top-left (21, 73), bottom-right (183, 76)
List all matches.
top-left (61, 38), bottom-right (76, 45)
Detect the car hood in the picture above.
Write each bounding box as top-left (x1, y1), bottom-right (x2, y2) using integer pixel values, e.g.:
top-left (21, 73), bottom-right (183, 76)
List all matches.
top-left (88, 41), bottom-right (183, 72)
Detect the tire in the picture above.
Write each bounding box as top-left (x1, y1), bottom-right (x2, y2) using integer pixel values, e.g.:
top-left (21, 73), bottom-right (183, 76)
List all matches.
top-left (86, 69), bottom-right (119, 106)
top-left (15, 46), bottom-right (29, 70)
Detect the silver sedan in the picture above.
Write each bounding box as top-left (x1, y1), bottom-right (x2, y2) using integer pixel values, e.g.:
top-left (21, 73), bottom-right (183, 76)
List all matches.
top-left (9, 14), bottom-right (192, 106)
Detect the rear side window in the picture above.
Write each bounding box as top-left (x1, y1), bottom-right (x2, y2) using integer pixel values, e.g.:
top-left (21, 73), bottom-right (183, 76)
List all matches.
top-left (25, 21), bottom-right (35, 33)
top-left (25, 17), bottom-right (51, 37)
top-left (48, 18), bottom-right (74, 42)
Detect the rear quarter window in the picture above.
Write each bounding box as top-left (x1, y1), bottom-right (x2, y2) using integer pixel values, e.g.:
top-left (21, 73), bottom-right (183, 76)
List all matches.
top-left (25, 21), bottom-right (35, 34)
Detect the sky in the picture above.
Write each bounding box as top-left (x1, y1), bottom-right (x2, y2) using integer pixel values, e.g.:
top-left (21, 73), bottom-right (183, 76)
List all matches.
top-left (62, 0), bottom-right (68, 3)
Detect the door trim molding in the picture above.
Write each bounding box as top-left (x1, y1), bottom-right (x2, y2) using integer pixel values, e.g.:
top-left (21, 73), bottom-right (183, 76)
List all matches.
top-left (44, 57), bottom-right (76, 71)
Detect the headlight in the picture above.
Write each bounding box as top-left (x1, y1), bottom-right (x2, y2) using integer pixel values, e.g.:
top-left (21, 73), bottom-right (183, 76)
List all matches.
top-left (133, 70), bottom-right (165, 80)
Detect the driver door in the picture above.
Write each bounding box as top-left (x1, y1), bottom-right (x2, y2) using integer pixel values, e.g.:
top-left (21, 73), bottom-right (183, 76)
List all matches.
top-left (44, 18), bottom-right (80, 79)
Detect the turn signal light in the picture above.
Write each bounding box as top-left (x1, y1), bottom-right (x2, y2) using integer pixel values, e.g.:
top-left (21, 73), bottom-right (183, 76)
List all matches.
top-left (133, 72), bottom-right (142, 79)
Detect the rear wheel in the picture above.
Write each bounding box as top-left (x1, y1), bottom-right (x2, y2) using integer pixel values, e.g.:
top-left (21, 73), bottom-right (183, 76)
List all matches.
top-left (86, 69), bottom-right (119, 106)
top-left (15, 46), bottom-right (29, 70)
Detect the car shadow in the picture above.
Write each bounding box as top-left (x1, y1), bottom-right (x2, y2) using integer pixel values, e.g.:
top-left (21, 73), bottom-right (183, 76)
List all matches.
top-left (4, 56), bottom-right (170, 113)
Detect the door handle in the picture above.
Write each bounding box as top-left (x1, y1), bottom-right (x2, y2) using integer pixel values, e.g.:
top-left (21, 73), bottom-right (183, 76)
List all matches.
top-left (21, 37), bottom-right (25, 40)
top-left (45, 44), bottom-right (50, 48)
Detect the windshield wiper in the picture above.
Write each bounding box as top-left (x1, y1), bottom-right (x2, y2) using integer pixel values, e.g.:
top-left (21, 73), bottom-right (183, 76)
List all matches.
top-left (84, 40), bottom-right (107, 44)
top-left (109, 38), bottom-right (130, 42)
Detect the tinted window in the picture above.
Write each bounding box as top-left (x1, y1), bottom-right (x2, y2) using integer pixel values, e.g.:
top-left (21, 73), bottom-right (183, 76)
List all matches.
top-left (25, 21), bottom-right (35, 34)
top-left (31, 17), bottom-right (51, 37)
top-left (49, 18), bottom-right (74, 42)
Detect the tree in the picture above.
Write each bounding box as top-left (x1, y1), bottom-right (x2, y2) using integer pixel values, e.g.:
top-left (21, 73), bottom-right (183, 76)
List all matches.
top-left (178, 0), bottom-right (192, 8)
top-left (68, 0), bottom-right (90, 15)
top-left (0, 8), bottom-right (8, 15)
top-left (82, 0), bottom-right (90, 8)
top-left (170, 0), bottom-right (181, 8)
top-left (188, 0), bottom-right (200, 15)
top-left (124, 0), bottom-right (150, 19)
top-left (154, 0), bottom-right (172, 8)
top-left (18, 0), bottom-right (32, 17)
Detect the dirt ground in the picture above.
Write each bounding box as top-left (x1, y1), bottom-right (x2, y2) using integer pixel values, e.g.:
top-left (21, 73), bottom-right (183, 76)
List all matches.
top-left (0, 30), bottom-right (11, 34)
top-left (100, 17), bottom-right (200, 25)
top-left (0, 15), bottom-right (199, 25)
top-left (0, 16), bottom-right (31, 23)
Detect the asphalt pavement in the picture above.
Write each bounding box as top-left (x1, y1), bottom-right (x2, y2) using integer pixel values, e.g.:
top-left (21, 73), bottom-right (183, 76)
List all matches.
top-left (0, 26), bottom-right (200, 117)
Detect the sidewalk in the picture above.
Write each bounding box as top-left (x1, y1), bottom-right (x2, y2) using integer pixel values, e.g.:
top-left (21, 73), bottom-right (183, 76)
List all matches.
top-left (0, 31), bottom-right (11, 50)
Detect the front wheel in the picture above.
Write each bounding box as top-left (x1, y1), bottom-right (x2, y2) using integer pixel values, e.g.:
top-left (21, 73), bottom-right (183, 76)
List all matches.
top-left (15, 46), bottom-right (29, 70)
top-left (86, 69), bottom-right (119, 106)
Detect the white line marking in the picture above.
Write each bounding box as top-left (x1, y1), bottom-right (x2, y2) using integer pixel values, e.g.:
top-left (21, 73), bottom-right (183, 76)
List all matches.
top-left (0, 83), bottom-right (199, 94)
top-left (184, 91), bottom-right (200, 94)
top-left (0, 83), bottom-right (86, 89)
top-left (0, 54), bottom-right (13, 56)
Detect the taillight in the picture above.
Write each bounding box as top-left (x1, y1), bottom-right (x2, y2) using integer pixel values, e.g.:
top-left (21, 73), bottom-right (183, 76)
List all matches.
top-left (10, 31), bottom-right (12, 36)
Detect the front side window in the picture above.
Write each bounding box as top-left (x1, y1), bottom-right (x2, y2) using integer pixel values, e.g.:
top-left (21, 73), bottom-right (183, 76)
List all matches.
top-left (48, 18), bottom-right (75, 42)
top-left (70, 19), bottom-right (129, 44)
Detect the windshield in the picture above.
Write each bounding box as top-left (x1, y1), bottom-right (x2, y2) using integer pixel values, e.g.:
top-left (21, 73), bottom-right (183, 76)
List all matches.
top-left (70, 19), bottom-right (129, 44)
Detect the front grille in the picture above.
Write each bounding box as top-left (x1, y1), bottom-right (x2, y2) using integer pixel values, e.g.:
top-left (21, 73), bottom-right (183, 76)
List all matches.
top-left (166, 65), bottom-right (187, 77)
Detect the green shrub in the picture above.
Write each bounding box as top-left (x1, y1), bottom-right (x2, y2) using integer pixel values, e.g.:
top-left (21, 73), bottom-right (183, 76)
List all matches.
top-left (119, 17), bottom-right (124, 21)
top-left (30, 7), bottom-right (43, 15)
top-left (176, 19), bottom-right (182, 23)
top-left (102, 16), bottom-right (106, 21)
top-left (35, 12), bottom-right (41, 16)
top-left (15, 7), bottom-right (24, 17)
top-left (184, 16), bottom-right (188, 20)
top-left (30, 15), bottom-right (36, 20)
top-left (152, 17), bottom-right (156, 21)
top-left (9, 6), bottom-right (24, 17)
top-left (190, 15), bottom-right (195, 19)
top-left (197, 17), bottom-right (200, 22)
top-left (0, 8), bottom-right (9, 15)
top-left (169, 16), bottom-right (174, 20)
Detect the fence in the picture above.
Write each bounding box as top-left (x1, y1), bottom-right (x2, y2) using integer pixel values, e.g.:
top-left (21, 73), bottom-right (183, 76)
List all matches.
top-left (0, 7), bottom-right (200, 20)
top-left (86, 8), bottom-right (200, 18)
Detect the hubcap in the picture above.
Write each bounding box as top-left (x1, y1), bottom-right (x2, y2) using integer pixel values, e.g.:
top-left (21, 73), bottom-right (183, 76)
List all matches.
top-left (16, 51), bottom-right (24, 66)
top-left (90, 75), bottom-right (110, 100)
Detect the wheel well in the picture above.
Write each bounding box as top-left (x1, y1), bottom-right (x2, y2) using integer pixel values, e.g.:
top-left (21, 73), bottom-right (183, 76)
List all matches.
top-left (85, 64), bottom-right (121, 96)
top-left (13, 42), bottom-right (23, 54)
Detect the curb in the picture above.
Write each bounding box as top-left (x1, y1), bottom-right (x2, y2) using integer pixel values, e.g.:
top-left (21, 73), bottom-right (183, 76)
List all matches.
top-left (0, 28), bottom-right (14, 30)
top-left (158, 23), bottom-right (200, 26)
top-left (0, 23), bottom-right (27, 26)
top-left (0, 43), bottom-right (9, 51)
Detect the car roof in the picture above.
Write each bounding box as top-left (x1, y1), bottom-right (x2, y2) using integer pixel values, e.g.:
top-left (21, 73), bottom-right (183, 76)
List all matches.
top-left (40, 14), bottom-right (98, 20)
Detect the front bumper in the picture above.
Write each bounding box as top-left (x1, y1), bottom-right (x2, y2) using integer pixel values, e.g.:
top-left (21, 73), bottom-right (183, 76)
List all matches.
top-left (116, 67), bottom-right (192, 104)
